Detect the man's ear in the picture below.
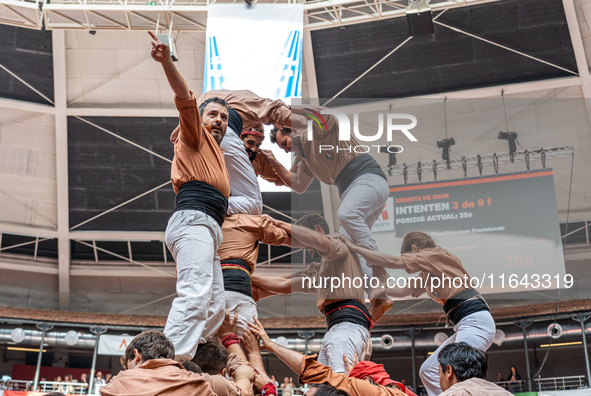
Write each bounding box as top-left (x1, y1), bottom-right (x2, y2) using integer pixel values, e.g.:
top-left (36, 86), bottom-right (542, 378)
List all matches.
top-left (411, 245), bottom-right (420, 253)
top-left (315, 225), bottom-right (325, 236)
top-left (133, 349), bottom-right (142, 364)
top-left (222, 368), bottom-right (227, 377)
top-left (445, 365), bottom-right (454, 380)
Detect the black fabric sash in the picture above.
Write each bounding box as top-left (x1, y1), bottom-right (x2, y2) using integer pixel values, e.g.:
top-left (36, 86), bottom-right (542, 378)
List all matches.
top-left (227, 108), bottom-right (243, 137)
top-left (221, 258), bottom-right (252, 299)
top-left (334, 154), bottom-right (387, 197)
top-left (443, 289), bottom-right (490, 326)
top-left (323, 299), bottom-right (373, 332)
top-left (174, 180), bottom-right (228, 227)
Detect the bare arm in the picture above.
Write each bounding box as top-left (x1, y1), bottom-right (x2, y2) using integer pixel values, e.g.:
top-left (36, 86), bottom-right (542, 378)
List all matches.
top-left (149, 31), bottom-right (190, 100)
top-left (272, 220), bottom-right (331, 254)
top-left (216, 310), bottom-right (248, 362)
top-left (240, 330), bottom-right (266, 374)
top-left (251, 275), bottom-right (293, 295)
top-left (248, 318), bottom-right (305, 376)
top-left (388, 284), bottom-right (421, 299)
top-left (258, 150), bottom-right (292, 187)
top-left (290, 161), bottom-right (315, 194)
top-left (336, 234), bottom-right (407, 270)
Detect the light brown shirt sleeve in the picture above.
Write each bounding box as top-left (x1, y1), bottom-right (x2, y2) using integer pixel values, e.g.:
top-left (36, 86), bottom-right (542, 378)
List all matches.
top-left (318, 238), bottom-right (349, 261)
top-left (197, 90), bottom-right (290, 131)
top-left (203, 374), bottom-right (242, 396)
top-left (299, 355), bottom-right (405, 396)
top-left (257, 217), bottom-right (291, 246)
top-left (252, 153), bottom-right (286, 186)
top-left (175, 92), bottom-right (204, 150)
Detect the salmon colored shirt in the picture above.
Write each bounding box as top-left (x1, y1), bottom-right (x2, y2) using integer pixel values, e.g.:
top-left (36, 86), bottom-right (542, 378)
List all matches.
top-left (301, 238), bottom-right (366, 313)
top-left (197, 90), bottom-right (291, 132)
top-left (291, 113), bottom-right (363, 185)
top-left (400, 246), bottom-right (471, 305)
top-left (202, 373), bottom-right (242, 396)
top-left (251, 152), bottom-right (287, 186)
top-left (99, 358), bottom-right (216, 396)
top-left (299, 355), bottom-right (406, 396)
top-left (171, 92), bottom-right (230, 197)
top-left (218, 214), bottom-right (290, 273)
top-left (439, 378), bottom-right (513, 396)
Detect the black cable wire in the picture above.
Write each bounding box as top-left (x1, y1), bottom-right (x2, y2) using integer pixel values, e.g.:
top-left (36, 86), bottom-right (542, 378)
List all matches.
top-left (444, 97), bottom-right (448, 139)
top-left (525, 151), bottom-right (574, 382)
top-left (501, 90), bottom-right (510, 134)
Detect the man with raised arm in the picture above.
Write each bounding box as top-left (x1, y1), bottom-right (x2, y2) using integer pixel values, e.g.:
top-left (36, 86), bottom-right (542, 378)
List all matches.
top-left (168, 89), bottom-right (296, 215)
top-left (251, 214), bottom-right (380, 374)
top-left (247, 318), bottom-right (405, 396)
top-left (148, 31), bottom-right (229, 362)
top-left (267, 108), bottom-right (392, 318)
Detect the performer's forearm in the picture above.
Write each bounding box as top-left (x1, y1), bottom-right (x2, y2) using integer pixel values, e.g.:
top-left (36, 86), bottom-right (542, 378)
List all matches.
top-left (265, 157), bottom-right (292, 187)
top-left (161, 58), bottom-right (191, 100)
top-left (266, 342), bottom-right (305, 376)
top-left (290, 224), bottom-right (330, 254)
top-left (251, 276), bottom-right (292, 294)
top-left (348, 244), bottom-right (406, 270)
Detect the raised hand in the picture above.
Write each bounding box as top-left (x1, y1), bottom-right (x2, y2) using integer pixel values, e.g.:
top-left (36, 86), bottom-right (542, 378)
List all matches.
top-left (240, 329), bottom-right (261, 357)
top-left (247, 317), bottom-right (274, 351)
top-left (360, 338), bottom-right (373, 362)
top-left (148, 31), bottom-right (170, 64)
top-left (334, 233), bottom-right (358, 251)
top-left (343, 352), bottom-right (358, 376)
top-left (215, 309), bottom-right (238, 338)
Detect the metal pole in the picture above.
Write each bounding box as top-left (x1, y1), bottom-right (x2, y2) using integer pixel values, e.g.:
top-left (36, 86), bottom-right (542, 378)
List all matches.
top-left (574, 315), bottom-right (591, 387)
top-left (88, 328), bottom-right (106, 395)
top-left (518, 320), bottom-right (532, 392)
top-left (32, 323), bottom-right (52, 392)
top-left (411, 329), bottom-right (417, 392)
top-left (297, 331), bottom-right (315, 356)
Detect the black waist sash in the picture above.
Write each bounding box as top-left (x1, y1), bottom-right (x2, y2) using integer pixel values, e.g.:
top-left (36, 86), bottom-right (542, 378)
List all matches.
top-left (174, 180), bottom-right (228, 227)
top-left (227, 108), bottom-right (243, 137)
top-left (323, 299), bottom-right (373, 332)
top-left (221, 258), bottom-right (252, 299)
top-left (333, 154), bottom-right (387, 197)
top-left (443, 289), bottom-right (490, 326)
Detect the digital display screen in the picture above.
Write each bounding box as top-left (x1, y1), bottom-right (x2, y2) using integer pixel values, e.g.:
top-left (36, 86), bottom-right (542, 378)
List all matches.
top-left (372, 170), bottom-right (567, 295)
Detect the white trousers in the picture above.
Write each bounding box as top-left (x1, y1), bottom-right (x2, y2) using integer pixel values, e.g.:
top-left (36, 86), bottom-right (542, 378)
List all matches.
top-left (337, 173), bottom-right (389, 281)
top-left (225, 290), bottom-right (259, 336)
top-left (221, 127), bottom-right (263, 215)
top-left (164, 210), bottom-right (226, 362)
top-left (419, 310), bottom-right (496, 396)
top-left (318, 322), bottom-right (371, 374)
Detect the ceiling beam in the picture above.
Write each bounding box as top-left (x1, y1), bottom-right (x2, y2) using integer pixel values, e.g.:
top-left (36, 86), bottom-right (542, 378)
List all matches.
top-left (0, 97), bottom-right (55, 114)
top-left (562, 0), bottom-right (591, 127)
top-left (65, 106), bottom-right (178, 117)
top-left (0, 222), bottom-right (58, 238)
top-left (303, 15), bottom-right (337, 233)
top-left (69, 231), bottom-right (165, 241)
top-left (53, 30), bottom-right (71, 311)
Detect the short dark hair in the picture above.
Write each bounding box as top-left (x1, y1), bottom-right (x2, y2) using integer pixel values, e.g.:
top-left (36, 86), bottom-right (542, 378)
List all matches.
top-left (310, 383), bottom-right (350, 396)
top-left (270, 126), bottom-right (291, 144)
top-left (296, 213), bottom-right (329, 235)
top-left (182, 360), bottom-right (203, 374)
top-left (123, 330), bottom-right (175, 367)
top-left (199, 97), bottom-right (229, 117)
top-left (401, 231), bottom-right (436, 254)
top-left (44, 393), bottom-right (66, 396)
top-left (193, 341), bottom-right (228, 375)
top-left (438, 342), bottom-right (488, 382)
